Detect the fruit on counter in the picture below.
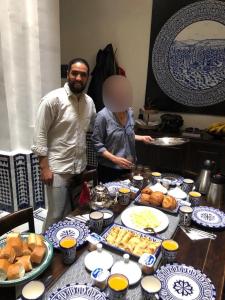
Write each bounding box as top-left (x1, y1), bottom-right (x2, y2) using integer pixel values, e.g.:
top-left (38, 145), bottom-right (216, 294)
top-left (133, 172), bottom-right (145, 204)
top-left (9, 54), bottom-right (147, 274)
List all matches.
top-left (207, 122), bottom-right (225, 134)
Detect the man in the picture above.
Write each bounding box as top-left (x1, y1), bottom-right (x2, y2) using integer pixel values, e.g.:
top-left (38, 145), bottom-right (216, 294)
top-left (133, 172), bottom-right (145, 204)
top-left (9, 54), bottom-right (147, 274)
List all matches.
top-left (32, 58), bottom-right (96, 231)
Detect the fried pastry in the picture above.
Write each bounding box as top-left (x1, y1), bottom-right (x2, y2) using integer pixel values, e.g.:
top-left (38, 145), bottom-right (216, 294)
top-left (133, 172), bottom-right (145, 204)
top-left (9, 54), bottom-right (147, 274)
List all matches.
top-left (162, 195), bottom-right (177, 210)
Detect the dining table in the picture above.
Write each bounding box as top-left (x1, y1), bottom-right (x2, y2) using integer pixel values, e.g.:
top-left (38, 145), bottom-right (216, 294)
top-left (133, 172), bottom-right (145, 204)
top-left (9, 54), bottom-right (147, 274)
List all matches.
top-left (2, 178), bottom-right (225, 300)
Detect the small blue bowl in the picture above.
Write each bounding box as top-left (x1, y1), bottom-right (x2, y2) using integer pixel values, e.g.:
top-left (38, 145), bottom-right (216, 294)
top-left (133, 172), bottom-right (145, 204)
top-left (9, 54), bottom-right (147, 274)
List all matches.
top-left (99, 209), bottom-right (114, 227)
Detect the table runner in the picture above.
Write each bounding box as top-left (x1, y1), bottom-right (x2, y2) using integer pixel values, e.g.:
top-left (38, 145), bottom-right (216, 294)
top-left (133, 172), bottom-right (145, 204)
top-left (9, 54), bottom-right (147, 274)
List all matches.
top-left (44, 203), bottom-right (179, 299)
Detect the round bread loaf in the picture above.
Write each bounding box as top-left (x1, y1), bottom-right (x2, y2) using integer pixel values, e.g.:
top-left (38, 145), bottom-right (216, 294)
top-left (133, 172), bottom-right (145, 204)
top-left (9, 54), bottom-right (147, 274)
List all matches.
top-left (141, 187), bottom-right (152, 195)
top-left (162, 195), bottom-right (177, 210)
top-left (149, 191), bottom-right (164, 206)
top-left (140, 193), bottom-right (151, 204)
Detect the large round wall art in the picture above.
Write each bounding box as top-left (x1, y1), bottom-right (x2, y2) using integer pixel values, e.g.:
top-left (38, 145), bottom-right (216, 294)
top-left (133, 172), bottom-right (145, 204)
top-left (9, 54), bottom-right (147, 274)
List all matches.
top-left (152, 0), bottom-right (225, 107)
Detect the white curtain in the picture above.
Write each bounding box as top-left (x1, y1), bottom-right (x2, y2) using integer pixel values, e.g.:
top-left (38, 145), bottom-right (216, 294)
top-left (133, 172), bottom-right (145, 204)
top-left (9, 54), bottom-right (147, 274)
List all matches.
top-left (0, 0), bottom-right (61, 151)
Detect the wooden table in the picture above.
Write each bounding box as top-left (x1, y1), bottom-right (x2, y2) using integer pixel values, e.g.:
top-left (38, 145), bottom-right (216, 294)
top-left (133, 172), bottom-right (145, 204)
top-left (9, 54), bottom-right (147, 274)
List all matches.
top-left (2, 195), bottom-right (224, 299)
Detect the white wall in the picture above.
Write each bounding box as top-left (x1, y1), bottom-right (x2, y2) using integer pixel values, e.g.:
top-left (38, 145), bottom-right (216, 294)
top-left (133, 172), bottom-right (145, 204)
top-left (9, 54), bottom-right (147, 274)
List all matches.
top-left (60, 0), bottom-right (225, 129)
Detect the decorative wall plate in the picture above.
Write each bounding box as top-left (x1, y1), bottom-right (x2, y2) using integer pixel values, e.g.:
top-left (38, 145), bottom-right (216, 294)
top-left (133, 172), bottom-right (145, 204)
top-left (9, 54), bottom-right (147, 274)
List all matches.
top-left (44, 220), bottom-right (90, 249)
top-left (156, 264), bottom-right (216, 300)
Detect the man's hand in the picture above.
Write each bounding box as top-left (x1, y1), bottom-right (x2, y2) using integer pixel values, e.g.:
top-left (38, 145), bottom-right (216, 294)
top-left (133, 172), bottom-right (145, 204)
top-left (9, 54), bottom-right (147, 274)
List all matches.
top-left (40, 167), bottom-right (54, 185)
top-left (112, 156), bottom-right (133, 169)
top-left (141, 135), bottom-right (154, 144)
top-left (39, 156), bottom-right (53, 185)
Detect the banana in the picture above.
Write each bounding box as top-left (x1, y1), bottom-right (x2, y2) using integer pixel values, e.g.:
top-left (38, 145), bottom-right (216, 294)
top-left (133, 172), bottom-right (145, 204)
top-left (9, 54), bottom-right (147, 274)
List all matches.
top-left (208, 122), bottom-right (225, 133)
top-left (214, 124), bottom-right (225, 134)
top-left (208, 122), bottom-right (224, 130)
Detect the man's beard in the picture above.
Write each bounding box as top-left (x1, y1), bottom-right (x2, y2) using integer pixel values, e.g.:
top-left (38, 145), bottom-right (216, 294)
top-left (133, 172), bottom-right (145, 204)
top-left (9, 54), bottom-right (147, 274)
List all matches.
top-left (68, 80), bottom-right (86, 94)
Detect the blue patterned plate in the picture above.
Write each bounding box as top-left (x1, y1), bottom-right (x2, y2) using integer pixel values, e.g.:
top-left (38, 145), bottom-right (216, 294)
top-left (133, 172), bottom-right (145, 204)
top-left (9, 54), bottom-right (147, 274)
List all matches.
top-left (156, 264), bottom-right (216, 300)
top-left (44, 220), bottom-right (90, 249)
top-left (192, 206), bottom-right (225, 229)
top-left (0, 233), bottom-right (53, 287)
top-left (49, 283), bottom-right (108, 300)
top-left (161, 173), bottom-right (184, 186)
top-left (104, 181), bottom-right (129, 197)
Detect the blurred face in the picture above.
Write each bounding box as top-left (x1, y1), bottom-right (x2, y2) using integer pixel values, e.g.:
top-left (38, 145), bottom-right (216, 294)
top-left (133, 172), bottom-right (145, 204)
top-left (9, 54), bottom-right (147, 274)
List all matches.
top-left (67, 62), bottom-right (89, 94)
top-left (103, 75), bottom-right (133, 112)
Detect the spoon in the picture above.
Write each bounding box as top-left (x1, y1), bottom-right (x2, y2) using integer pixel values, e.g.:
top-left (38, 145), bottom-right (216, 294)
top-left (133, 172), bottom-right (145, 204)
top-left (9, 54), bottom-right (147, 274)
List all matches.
top-left (143, 227), bottom-right (156, 234)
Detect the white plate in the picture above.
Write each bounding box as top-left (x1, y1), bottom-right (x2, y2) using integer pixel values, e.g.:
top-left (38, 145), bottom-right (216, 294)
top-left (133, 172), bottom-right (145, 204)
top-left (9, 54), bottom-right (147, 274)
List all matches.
top-left (121, 206), bottom-right (169, 233)
top-left (111, 259), bottom-right (142, 285)
top-left (84, 249), bottom-right (114, 271)
top-left (192, 206), bottom-right (225, 229)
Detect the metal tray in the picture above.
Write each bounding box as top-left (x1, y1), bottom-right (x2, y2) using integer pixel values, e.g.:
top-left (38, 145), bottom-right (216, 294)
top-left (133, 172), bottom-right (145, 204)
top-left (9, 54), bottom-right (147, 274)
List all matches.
top-left (101, 223), bottom-right (162, 259)
top-left (151, 137), bottom-right (189, 146)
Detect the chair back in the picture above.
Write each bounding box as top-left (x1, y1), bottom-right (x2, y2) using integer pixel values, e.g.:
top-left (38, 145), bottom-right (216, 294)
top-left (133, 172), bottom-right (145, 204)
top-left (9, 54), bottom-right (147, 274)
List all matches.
top-left (0, 207), bottom-right (35, 236)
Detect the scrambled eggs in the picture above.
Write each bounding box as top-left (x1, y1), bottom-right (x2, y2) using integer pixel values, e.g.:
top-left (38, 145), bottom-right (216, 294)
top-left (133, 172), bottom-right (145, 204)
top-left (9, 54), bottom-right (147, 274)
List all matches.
top-left (130, 209), bottom-right (160, 229)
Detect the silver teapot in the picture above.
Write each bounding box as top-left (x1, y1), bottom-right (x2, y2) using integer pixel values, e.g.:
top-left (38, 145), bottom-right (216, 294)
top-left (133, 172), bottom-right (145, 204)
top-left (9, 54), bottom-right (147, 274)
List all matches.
top-left (90, 184), bottom-right (115, 210)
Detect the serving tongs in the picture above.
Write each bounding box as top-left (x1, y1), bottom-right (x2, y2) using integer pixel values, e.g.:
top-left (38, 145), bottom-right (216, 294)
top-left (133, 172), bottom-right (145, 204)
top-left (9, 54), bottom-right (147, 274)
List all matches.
top-left (143, 226), bottom-right (156, 235)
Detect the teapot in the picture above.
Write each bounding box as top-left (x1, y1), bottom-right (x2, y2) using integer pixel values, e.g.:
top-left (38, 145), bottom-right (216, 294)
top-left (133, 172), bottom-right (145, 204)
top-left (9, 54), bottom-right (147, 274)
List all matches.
top-left (195, 160), bottom-right (216, 194)
top-left (207, 174), bottom-right (225, 206)
top-left (90, 184), bottom-right (115, 210)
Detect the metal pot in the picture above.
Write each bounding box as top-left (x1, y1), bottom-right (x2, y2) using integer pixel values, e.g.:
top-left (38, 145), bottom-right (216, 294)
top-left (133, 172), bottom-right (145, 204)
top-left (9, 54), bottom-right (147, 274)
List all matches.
top-left (90, 184), bottom-right (114, 210)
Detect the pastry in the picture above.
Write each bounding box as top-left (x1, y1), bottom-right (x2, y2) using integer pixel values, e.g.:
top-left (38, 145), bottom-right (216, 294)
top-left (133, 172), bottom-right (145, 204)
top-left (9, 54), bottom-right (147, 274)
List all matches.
top-left (7, 237), bottom-right (23, 257)
top-left (141, 187), bottom-right (152, 195)
top-left (30, 246), bottom-right (46, 264)
top-left (16, 255), bottom-right (32, 272)
top-left (149, 191), bottom-right (164, 206)
top-left (7, 262), bottom-right (25, 280)
top-left (140, 193), bottom-right (151, 204)
top-left (0, 259), bottom-right (10, 281)
top-left (162, 195), bottom-right (177, 210)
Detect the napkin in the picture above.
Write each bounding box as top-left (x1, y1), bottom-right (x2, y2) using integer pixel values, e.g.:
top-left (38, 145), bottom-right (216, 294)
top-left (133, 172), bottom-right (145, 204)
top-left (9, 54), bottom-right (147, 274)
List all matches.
top-left (180, 226), bottom-right (213, 240)
top-left (78, 181), bottom-right (91, 206)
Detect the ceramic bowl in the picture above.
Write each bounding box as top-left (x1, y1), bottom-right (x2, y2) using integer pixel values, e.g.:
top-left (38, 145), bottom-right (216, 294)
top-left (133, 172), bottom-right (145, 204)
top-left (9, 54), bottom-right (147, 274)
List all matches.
top-left (99, 209), bottom-right (114, 227)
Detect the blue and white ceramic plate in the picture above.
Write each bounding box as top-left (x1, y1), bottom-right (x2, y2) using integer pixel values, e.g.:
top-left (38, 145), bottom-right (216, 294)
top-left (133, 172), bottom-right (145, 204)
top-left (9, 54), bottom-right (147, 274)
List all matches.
top-left (156, 264), bottom-right (216, 300)
top-left (161, 173), bottom-right (184, 186)
top-left (192, 206), bottom-right (225, 229)
top-left (49, 283), bottom-right (108, 300)
top-left (44, 220), bottom-right (90, 249)
top-left (0, 233), bottom-right (53, 287)
top-left (134, 194), bottom-right (179, 214)
top-left (101, 223), bottom-right (162, 258)
top-left (104, 181), bottom-right (130, 197)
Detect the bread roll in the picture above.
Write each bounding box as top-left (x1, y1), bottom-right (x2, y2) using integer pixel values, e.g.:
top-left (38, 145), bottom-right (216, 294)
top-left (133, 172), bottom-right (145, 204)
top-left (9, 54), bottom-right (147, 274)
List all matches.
top-left (7, 262), bottom-right (25, 280)
top-left (22, 241), bottom-right (32, 256)
top-left (6, 232), bottom-right (20, 242)
top-left (7, 237), bottom-right (23, 257)
top-left (162, 195), bottom-right (177, 210)
top-left (0, 259), bottom-right (10, 281)
top-left (35, 234), bottom-right (44, 247)
top-left (141, 187), bottom-right (152, 195)
top-left (0, 245), bottom-right (16, 263)
top-left (149, 191), bottom-right (164, 206)
top-left (28, 233), bottom-right (36, 250)
top-left (16, 255), bottom-right (32, 272)
top-left (30, 246), bottom-right (46, 264)
top-left (140, 193), bottom-right (151, 204)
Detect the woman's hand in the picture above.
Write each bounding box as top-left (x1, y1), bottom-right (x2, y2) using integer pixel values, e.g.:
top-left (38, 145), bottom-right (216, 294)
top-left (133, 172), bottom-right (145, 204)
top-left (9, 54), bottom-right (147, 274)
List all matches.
top-left (40, 167), bottom-right (54, 185)
top-left (112, 156), bottom-right (133, 169)
top-left (135, 134), bottom-right (153, 144)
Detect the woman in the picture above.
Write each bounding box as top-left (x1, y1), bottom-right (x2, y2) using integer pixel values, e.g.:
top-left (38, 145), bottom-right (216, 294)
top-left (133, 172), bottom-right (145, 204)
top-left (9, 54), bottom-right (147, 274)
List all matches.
top-left (92, 75), bottom-right (152, 183)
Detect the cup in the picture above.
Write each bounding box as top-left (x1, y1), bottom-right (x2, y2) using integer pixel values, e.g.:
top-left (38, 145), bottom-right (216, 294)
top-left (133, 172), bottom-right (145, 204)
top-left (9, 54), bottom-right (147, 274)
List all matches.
top-left (118, 187), bottom-right (131, 205)
top-left (59, 236), bottom-right (77, 265)
top-left (136, 164), bottom-right (143, 175)
top-left (89, 211), bottom-right (104, 234)
top-left (22, 280), bottom-right (45, 300)
top-left (151, 172), bottom-right (161, 184)
top-left (179, 205), bottom-right (193, 227)
top-left (141, 276), bottom-right (161, 300)
top-left (138, 254), bottom-right (156, 275)
top-left (161, 239), bottom-right (179, 264)
top-left (107, 273), bottom-right (129, 300)
top-left (181, 178), bottom-right (194, 194)
top-left (91, 267), bottom-right (110, 291)
top-left (189, 191), bottom-right (202, 207)
top-left (132, 175), bottom-right (144, 189)
top-left (161, 178), bottom-right (171, 190)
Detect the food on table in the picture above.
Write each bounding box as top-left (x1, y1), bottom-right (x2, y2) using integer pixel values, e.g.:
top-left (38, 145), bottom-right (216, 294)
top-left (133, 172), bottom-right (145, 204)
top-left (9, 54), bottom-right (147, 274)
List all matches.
top-left (140, 188), bottom-right (177, 211)
top-left (0, 233), bottom-right (46, 281)
top-left (105, 226), bottom-right (161, 257)
top-left (119, 187), bottom-right (130, 194)
top-left (141, 187), bottom-right (152, 195)
top-left (130, 209), bottom-right (160, 229)
top-left (162, 195), bottom-right (177, 210)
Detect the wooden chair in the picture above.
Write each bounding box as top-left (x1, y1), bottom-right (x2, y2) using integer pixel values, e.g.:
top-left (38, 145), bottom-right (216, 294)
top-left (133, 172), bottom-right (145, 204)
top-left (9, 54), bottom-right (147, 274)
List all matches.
top-left (0, 207), bottom-right (35, 299)
top-left (0, 206), bottom-right (35, 236)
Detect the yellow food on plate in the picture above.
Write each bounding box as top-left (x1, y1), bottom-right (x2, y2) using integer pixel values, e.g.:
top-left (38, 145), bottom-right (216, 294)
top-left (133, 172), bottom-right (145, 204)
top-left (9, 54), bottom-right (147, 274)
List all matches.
top-left (105, 226), bottom-right (161, 257)
top-left (130, 209), bottom-right (160, 229)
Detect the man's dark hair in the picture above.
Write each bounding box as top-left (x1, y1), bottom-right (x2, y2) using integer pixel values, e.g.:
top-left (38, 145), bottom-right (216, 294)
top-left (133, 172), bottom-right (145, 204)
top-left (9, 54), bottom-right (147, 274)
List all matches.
top-left (67, 58), bottom-right (90, 75)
